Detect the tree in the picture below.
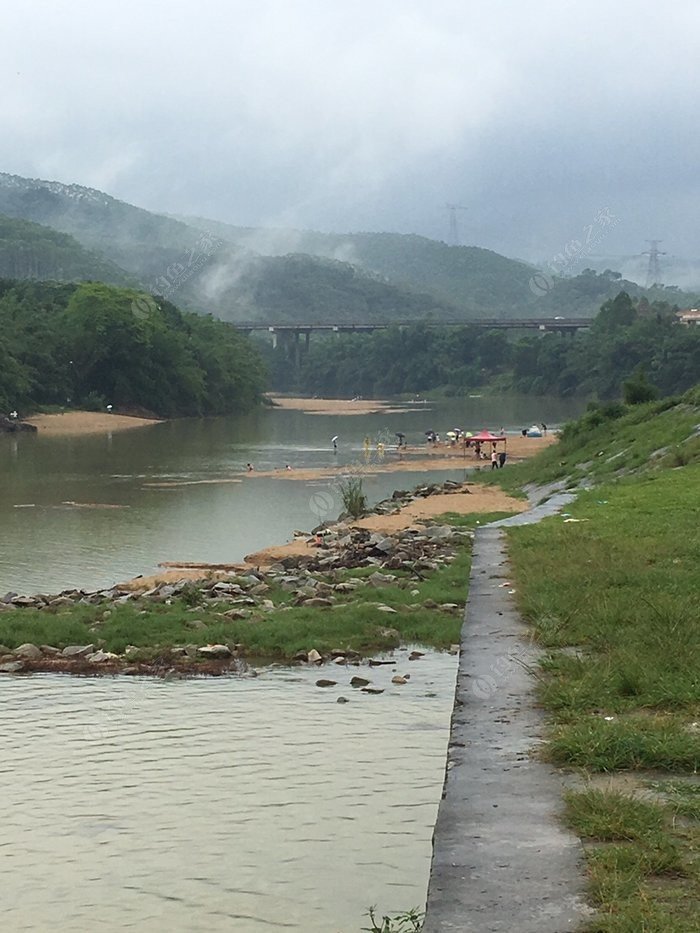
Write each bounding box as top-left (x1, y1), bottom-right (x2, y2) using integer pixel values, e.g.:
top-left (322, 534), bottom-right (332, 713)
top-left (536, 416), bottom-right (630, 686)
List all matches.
top-left (623, 366), bottom-right (658, 405)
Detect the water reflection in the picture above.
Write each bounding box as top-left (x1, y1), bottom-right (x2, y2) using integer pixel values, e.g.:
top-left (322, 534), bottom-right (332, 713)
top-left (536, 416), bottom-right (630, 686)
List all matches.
top-left (0, 397), bottom-right (585, 594)
top-left (2, 650), bottom-right (457, 932)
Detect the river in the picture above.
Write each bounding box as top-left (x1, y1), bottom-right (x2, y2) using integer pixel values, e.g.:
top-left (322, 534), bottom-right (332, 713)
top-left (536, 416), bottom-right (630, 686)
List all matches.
top-left (0, 396), bottom-right (584, 595)
top-left (0, 395), bottom-right (585, 932)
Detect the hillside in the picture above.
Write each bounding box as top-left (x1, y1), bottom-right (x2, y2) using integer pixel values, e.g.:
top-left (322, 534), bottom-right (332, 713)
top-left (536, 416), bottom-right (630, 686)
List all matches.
top-left (0, 172), bottom-right (457, 324)
top-left (0, 214), bottom-right (132, 285)
top-left (1, 171), bottom-right (695, 324)
top-left (181, 217), bottom-right (699, 318)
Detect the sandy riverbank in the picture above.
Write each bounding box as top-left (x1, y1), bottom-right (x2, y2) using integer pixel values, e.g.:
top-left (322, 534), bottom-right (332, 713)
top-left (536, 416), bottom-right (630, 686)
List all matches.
top-left (25, 411), bottom-right (163, 436)
top-left (127, 434), bottom-right (554, 581)
top-left (267, 395), bottom-right (415, 415)
top-left (244, 482), bottom-right (526, 566)
top-left (241, 435), bottom-right (557, 481)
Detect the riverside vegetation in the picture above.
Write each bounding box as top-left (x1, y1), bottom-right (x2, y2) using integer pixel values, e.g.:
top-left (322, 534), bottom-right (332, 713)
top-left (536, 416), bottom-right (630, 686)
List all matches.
top-left (0, 479), bottom-right (515, 673)
top-left (0, 278), bottom-right (266, 417)
top-left (265, 291), bottom-right (700, 400)
top-left (483, 385), bottom-right (700, 931)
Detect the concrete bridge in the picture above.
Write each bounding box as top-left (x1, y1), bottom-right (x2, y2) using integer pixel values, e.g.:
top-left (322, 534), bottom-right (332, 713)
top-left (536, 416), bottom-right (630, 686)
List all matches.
top-left (232, 318), bottom-right (591, 358)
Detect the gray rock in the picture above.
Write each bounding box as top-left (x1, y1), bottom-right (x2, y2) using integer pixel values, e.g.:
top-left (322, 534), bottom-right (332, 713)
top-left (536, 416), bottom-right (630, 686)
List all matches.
top-left (223, 608), bottom-right (251, 620)
top-left (0, 660), bottom-right (25, 673)
top-left (316, 679), bottom-right (337, 688)
top-left (368, 572), bottom-right (397, 587)
top-left (14, 643), bottom-right (43, 660)
top-left (11, 596), bottom-right (40, 608)
top-left (49, 596), bottom-right (76, 607)
top-left (62, 644), bottom-right (96, 658)
top-left (87, 650), bottom-right (119, 663)
top-left (197, 644), bottom-right (233, 659)
top-left (350, 676), bottom-right (370, 687)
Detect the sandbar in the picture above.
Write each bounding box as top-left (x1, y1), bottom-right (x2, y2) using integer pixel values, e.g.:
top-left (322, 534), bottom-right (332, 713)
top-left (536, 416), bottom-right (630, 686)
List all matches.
top-left (241, 435), bottom-right (556, 481)
top-left (26, 411), bottom-right (162, 436)
top-left (243, 482), bottom-right (527, 566)
top-left (267, 395), bottom-right (414, 415)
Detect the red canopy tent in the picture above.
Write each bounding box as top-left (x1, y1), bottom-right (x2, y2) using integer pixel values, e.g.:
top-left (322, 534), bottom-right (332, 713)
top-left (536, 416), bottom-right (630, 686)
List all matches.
top-left (469, 430), bottom-right (506, 444)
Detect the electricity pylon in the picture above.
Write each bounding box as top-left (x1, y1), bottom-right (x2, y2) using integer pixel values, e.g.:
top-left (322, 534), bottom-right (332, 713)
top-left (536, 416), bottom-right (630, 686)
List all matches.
top-left (643, 240), bottom-right (666, 287)
top-left (445, 203), bottom-right (468, 246)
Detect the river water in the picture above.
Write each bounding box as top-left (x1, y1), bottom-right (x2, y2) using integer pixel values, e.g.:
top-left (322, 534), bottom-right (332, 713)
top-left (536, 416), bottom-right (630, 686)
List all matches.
top-left (0, 396), bottom-right (583, 595)
top-left (3, 654), bottom-right (456, 933)
top-left (0, 395), bottom-right (585, 932)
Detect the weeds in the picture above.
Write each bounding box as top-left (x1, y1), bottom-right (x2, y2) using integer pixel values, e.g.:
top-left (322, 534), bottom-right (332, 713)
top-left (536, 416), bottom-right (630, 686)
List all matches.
top-left (363, 906), bottom-right (423, 932)
top-left (339, 476), bottom-right (368, 518)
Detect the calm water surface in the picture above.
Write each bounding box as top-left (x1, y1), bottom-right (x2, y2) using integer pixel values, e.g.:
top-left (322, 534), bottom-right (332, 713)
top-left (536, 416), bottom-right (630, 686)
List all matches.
top-left (0, 396), bottom-right (586, 931)
top-left (3, 651), bottom-right (456, 932)
top-left (0, 397), bottom-right (584, 594)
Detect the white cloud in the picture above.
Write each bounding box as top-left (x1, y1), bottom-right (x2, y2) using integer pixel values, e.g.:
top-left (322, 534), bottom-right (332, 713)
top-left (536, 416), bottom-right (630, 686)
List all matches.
top-left (1, 0), bottom-right (700, 260)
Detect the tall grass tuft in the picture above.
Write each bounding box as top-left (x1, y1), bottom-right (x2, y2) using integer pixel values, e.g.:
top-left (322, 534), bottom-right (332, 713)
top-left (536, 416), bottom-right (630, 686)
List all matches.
top-left (339, 476), bottom-right (367, 518)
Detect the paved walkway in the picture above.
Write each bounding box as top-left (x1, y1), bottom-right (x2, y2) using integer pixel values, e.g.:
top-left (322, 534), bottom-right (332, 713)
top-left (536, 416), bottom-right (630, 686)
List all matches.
top-left (423, 488), bottom-right (590, 932)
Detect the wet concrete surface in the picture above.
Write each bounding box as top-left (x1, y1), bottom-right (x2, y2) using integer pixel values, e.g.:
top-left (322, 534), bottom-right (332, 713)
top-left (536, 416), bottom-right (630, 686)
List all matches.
top-left (423, 487), bottom-right (590, 932)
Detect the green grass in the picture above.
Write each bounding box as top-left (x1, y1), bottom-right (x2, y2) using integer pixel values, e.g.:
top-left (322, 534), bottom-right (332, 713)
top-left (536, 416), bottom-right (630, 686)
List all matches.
top-left (478, 392), bottom-right (700, 494)
top-left (0, 512), bottom-right (519, 661)
top-left (563, 788), bottom-right (700, 932)
top-left (506, 468), bottom-right (700, 772)
top-left (495, 390), bottom-right (700, 928)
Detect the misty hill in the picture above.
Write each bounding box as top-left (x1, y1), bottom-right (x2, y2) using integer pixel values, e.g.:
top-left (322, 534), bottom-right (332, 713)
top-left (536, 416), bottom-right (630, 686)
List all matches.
top-left (181, 216), bottom-right (697, 317)
top-left (0, 214), bottom-right (132, 285)
top-left (0, 172), bottom-right (204, 284)
top-left (179, 218), bottom-right (538, 317)
top-left (0, 172), bottom-right (456, 323)
top-left (0, 172), bottom-right (694, 324)
top-left (203, 252), bottom-right (458, 323)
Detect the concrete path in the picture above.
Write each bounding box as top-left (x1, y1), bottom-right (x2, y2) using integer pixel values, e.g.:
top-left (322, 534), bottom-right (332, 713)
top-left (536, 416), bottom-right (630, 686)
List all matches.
top-left (422, 489), bottom-right (590, 932)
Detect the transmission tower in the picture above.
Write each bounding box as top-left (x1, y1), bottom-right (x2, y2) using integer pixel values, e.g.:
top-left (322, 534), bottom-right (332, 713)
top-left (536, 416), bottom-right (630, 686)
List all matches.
top-left (643, 239), bottom-right (666, 287)
top-left (445, 203), bottom-right (468, 246)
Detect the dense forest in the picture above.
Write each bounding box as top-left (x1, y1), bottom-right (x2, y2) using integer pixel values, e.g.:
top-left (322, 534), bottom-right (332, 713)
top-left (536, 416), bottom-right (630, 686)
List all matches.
top-left (0, 279), bottom-right (266, 417)
top-left (0, 215), bottom-right (132, 285)
top-left (261, 292), bottom-right (700, 400)
top-left (4, 173), bottom-right (697, 325)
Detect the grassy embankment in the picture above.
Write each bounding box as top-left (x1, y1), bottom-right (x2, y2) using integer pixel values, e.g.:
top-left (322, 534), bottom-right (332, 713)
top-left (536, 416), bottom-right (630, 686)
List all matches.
top-left (0, 512), bottom-right (514, 663)
top-left (481, 389), bottom-right (700, 931)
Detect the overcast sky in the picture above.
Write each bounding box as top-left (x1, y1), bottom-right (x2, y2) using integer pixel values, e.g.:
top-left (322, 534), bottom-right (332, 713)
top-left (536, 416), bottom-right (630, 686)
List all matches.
top-left (2, 0), bottom-right (699, 266)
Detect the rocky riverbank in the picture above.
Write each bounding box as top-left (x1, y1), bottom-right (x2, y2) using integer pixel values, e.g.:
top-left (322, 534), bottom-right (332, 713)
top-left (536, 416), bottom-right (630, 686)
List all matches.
top-left (0, 416), bottom-right (37, 434)
top-left (0, 479), bottom-right (492, 677)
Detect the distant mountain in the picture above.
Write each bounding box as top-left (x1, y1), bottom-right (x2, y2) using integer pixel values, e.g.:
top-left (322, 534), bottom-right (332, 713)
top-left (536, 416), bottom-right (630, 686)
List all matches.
top-left (0, 172), bottom-right (457, 323)
top-left (0, 214), bottom-right (132, 285)
top-left (178, 218), bottom-right (540, 317)
top-left (0, 172), bottom-right (695, 324)
top-left (180, 216), bottom-right (698, 317)
top-left (0, 172), bottom-right (203, 284)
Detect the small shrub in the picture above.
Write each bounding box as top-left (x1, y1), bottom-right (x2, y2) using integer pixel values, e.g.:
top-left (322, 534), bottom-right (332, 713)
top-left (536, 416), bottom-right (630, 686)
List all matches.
top-left (339, 477), bottom-right (367, 518)
top-left (363, 906), bottom-right (424, 932)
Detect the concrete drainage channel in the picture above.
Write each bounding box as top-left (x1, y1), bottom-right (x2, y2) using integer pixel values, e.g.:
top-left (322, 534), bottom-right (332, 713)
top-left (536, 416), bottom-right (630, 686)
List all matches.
top-left (422, 487), bottom-right (592, 932)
